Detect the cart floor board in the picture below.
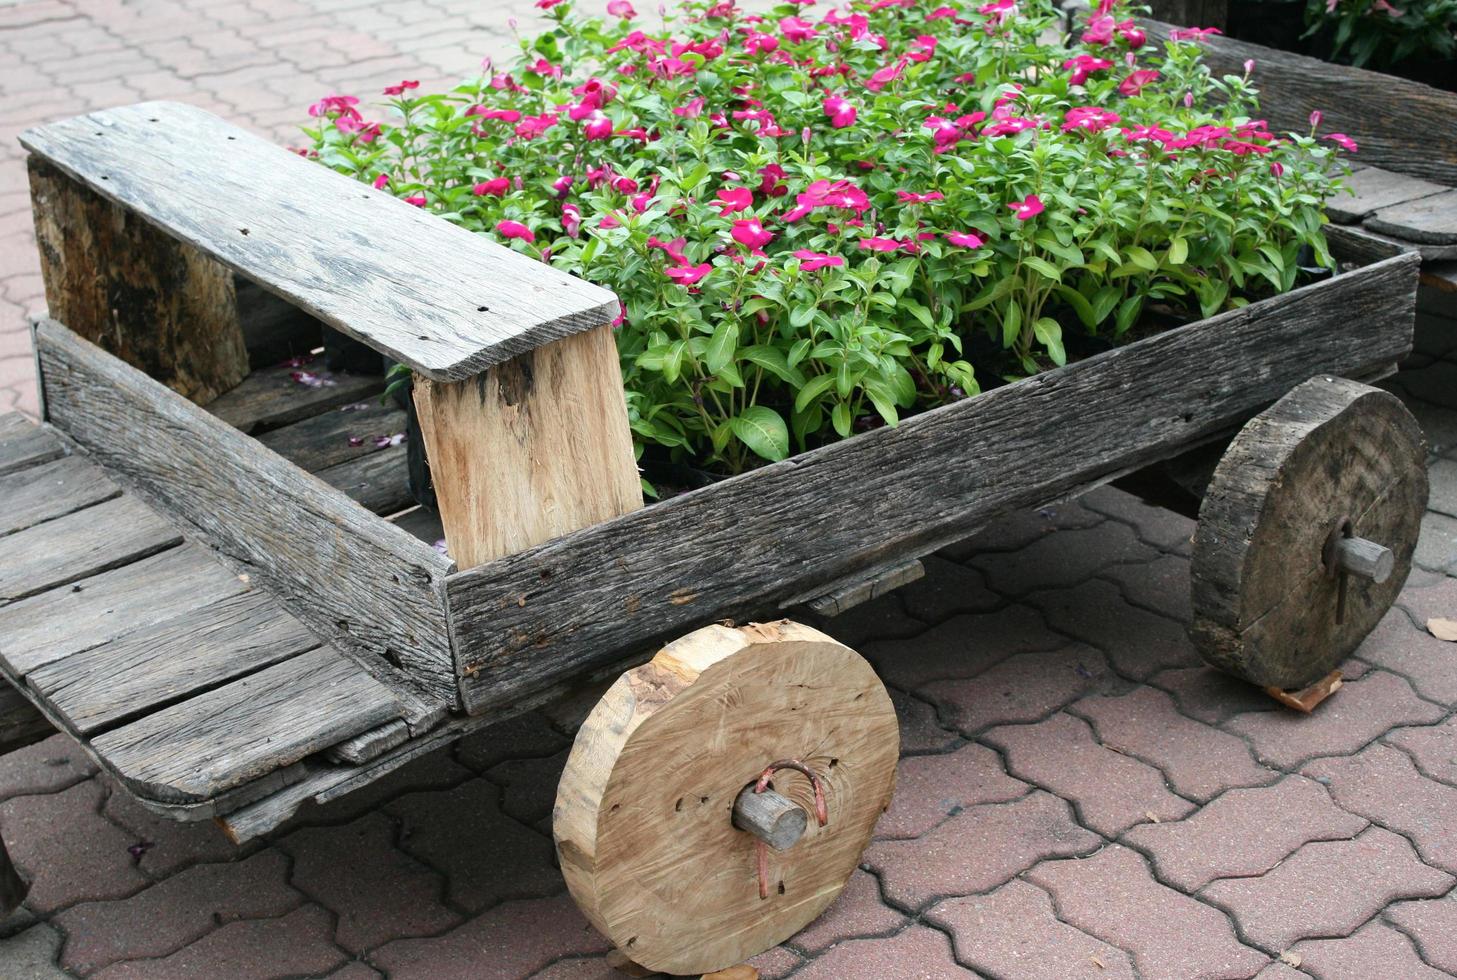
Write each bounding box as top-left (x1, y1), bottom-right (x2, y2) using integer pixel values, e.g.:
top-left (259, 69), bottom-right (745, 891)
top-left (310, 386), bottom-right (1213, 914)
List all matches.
top-left (0, 412), bottom-right (405, 809)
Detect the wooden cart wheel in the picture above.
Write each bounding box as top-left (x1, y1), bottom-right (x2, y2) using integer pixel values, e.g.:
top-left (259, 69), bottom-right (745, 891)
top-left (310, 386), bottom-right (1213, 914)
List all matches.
top-left (553, 621), bottom-right (898, 976)
top-left (1191, 376), bottom-right (1428, 691)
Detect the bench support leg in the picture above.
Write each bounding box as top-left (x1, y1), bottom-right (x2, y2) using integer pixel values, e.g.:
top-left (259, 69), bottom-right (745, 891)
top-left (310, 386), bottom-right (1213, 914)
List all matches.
top-left (28, 156), bottom-right (250, 405)
top-left (412, 323), bottom-right (642, 570)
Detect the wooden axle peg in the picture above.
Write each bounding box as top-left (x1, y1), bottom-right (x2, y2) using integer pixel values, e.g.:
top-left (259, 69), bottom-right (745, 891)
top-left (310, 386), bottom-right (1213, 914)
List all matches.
top-left (733, 787), bottom-right (808, 851)
top-left (1330, 536), bottom-right (1395, 584)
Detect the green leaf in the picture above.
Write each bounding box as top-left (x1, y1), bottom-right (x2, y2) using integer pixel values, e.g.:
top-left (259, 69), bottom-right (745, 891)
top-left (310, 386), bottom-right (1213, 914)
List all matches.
top-left (1167, 237), bottom-right (1189, 266)
top-left (741, 345), bottom-right (806, 386)
top-left (794, 372), bottom-right (837, 413)
top-left (1125, 246), bottom-right (1158, 272)
top-left (1023, 256), bottom-right (1063, 283)
top-left (899, 296), bottom-right (935, 329)
top-left (831, 400), bottom-right (853, 438)
top-left (1054, 285), bottom-right (1095, 328)
top-left (730, 406), bottom-right (789, 462)
top-left (640, 477), bottom-right (660, 500)
top-left (1033, 317), bottom-right (1066, 367)
top-left (1001, 301), bottom-right (1023, 349)
top-left (1114, 294), bottom-right (1144, 336)
top-left (790, 303), bottom-right (817, 328)
top-left (705, 319), bottom-right (738, 374)
top-left (787, 338), bottom-right (813, 368)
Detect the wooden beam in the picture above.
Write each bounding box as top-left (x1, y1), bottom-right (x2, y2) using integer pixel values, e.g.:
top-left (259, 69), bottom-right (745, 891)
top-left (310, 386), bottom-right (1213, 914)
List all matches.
top-left (443, 253), bottom-right (1420, 714)
top-left (28, 157), bottom-right (249, 405)
top-left (1144, 0), bottom-right (1227, 28)
top-left (33, 319), bottom-right (456, 711)
top-left (413, 323), bottom-right (642, 570)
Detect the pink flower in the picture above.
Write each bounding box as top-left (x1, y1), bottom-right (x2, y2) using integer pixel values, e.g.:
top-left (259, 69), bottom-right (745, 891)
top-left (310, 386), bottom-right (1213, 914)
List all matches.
top-left (759, 164), bottom-right (788, 197)
top-left (535, 0), bottom-right (564, 7)
top-left (562, 203), bottom-right (582, 238)
top-left (467, 106), bottom-right (522, 123)
top-left (673, 97), bottom-right (706, 118)
top-left (528, 57), bottom-right (562, 78)
top-left (978, 0), bottom-right (1016, 25)
top-left (865, 59), bottom-right (907, 92)
top-left (515, 112), bottom-right (559, 139)
top-left (309, 94), bottom-right (359, 118)
top-left (665, 262), bottom-right (712, 286)
top-left (607, 0), bottom-right (636, 16)
top-left (945, 231), bottom-right (985, 247)
top-left (382, 80), bottom-right (419, 96)
top-left (496, 219), bottom-right (535, 242)
top-left (731, 218), bottom-right (775, 250)
top-left (1118, 69), bottom-right (1159, 96)
top-left (859, 236), bottom-right (902, 252)
top-left (582, 110), bottom-right (614, 140)
top-left (716, 186), bottom-right (754, 215)
top-left (1008, 194), bottom-right (1043, 221)
top-left (823, 94), bottom-right (857, 129)
top-left (648, 235), bottom-right (690, 264)
top-left (403, 195), bottom-right (427, 207)
top-left (1309, 110), bottom-right (1323, 130)
top-left (1064, 54), bottom-right (1114, 86)
top-left (1168, 26), bottom-right (1222, 41)
top-left (897, 190), bottom-right (945, 204)
top-left (743, 31), bottom-right (779, 55)
top-left (1325, 132), bottom-right (1359, 152)
top-left (371, 173), bottom-right (390, 190)
top-left (780, 15), bottom-right (818, 41)
top-left (1062, 106), bottom-right (1121, 133)
top-left (552, 175), bottom-right (574, 196)
top-left (794, 249), bottom-right (844, 271)
top-left (473, 177), bottom-right (510, 196)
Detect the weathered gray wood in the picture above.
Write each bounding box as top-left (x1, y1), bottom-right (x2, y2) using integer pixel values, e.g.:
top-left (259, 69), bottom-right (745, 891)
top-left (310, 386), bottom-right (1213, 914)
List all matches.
top-left (0, 495), bottom-right (182, 605)
top-left (1145, 22), bottom-right (1457, 185)
top-left (796, 559), bottom-right (925, 617)
top-left (0, 543), bottom-right (252, 678)
top-left (207, 360), bottom-right (384, 434)
top-left (733, 787), bottom-right (807, 851)
top-left (1326, 167), bottom-right (1450, 225)
top-left (324, 718), bottom-right (410, 765)
top-left (0, 684), bottom-right (52, 754)
top-left (27, 590), bottom-right (321, 735)
top-left (257, 401), bottom-right (405, 472)
top-left (1334, 536), bottom-right (1394, 583)
top-left (21, 102), bottom-right (620, 381)
top-left (235, 277), bottom-right (324, 368)
top-left (1366, 191), bottom-right (1457, 247)
top-left (1324, 224), bottom-right (1413, 267)
top-left (445, 253), bottom-right (1420, 713)
top-left (0, 413), bottom-right (64, 476)
top-left (28, 156), bottom-right (250, 405)
top-left (92, 646), bottom-right (402, 804)
top-left (0, 454), bottom-right (119, 537)
top-left (389, 506), bottom-right (446, 548)
top-left (317, 443), bottom-right (413, 516)
top-left (1145, 0), bottom-right (1226, 27)
top-left (35, 319), bottom-right (456, 708)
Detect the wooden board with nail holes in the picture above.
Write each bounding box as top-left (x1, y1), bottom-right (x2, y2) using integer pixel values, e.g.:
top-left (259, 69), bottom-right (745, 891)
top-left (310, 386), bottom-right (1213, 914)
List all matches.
top-left (553, 621), bottom-right (898, 976)
top-left (1191, 377), bottom-right (1428, 689)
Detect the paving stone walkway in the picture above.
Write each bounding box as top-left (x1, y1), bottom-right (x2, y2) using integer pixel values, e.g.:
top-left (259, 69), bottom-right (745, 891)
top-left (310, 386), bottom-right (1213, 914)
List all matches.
top-left (3, 0), bottom-right (1457, 977)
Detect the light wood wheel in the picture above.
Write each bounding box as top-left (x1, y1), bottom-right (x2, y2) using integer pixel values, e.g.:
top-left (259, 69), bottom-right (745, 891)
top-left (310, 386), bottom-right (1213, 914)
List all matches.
top-left (1191, 376), bottom-right (1428, 690)
top-left (553, 620), bottom-right (898, 976)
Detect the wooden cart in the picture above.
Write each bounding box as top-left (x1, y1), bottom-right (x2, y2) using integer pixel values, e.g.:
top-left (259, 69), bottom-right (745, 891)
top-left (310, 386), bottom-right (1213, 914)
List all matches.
top-left (0, 101), bottom-right (1429, 975)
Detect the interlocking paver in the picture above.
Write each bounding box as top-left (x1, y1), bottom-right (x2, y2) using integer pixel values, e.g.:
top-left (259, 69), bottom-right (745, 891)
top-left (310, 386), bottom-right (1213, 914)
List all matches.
top-left (938, 500), bottom-right (1101, 558)
top-left (865, 790), bottom-right (1098, 910)
top-left (1026, 845), bottom-right (1269, 980)
top-left (984, 712), bottom-right (1195, 836)
top-left (1200, 826), bottom-right (1453, 954)
top-left (1098, 554), bottom-right (1194, 623)
top-left (1353, 607), bottom-right (1457, 701)
top-left (787, 869), bottom-right (905, 954)
top-left (1150, 665), bottom-right (1282, 726)
top-left (101, 781), bottom-right (242, 878)
top-left (370, 893), bottom-right (610, 980)
top-left (489, 749), bottom-right (570, 833)
top-left (898, 555), bottom-right (1001, 622)
top-left (1032, 578), bottom-right (1202, 680)
top-left (87, 903), bottom-right (347, 980)
top-left (1124, 776), bottom-right (1367, 892)
top-left (454, 712), bottom-right (569, 773)
top-left (888, 688), bottom-right (961, 754)
top-left (1288, 919), bottom-right (1449, 980)
top-left (921, 644), bottom-right (1112, 733)
top-left (1225, 670), bottom-right (1444, 769)
top-left (861, 605), bottom-right (1063, 690)
top-left (277, 812), bottom-right (460, 954)
top-left (1387, 895), bottom-right (1457, 973)
top-left (1081, 485), bottom-right (1196, 554)
top-left (1305, 743), bottom-right (1457, 874)
top-left (969, 521), bottom-right (1157, 596)
top-left (874, 742), bottom-right (1026, 840)
top-left (1387, 715), bottom-right (1457, 784)
top-left (54, 848), bottom-right (300, 974)
top-left (791, 923), bottom-right (974, 979)
top-left (1074, 687), bottom-right (1274, 801)
top-left (0, 923), bottom-right (68, 979)
top-left (927, 879), bottom-right (1137, 979)
top-left (0, 734), bottom-right (96, 802)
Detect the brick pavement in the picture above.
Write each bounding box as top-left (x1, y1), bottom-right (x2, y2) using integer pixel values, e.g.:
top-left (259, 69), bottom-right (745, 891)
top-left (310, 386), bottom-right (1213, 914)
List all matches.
top-left (2, 0), bottom-right (1457, 977)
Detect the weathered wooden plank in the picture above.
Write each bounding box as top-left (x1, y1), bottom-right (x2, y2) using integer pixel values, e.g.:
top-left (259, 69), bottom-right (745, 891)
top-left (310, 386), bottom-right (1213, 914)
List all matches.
top-left (323, 718), bottom-right (410, 765)
top-left (0, 543), bottom-right (252, 678)
top-left (1146, 0), bottom-right (1227, 27)
top-left (0, 454), bottom-right (120, 537)
top-left (207, 360), bottom-right (384, 434)
top-left (389, 506), bottom-right (446, 549)
top-left (795, 559), bottom-right (926, 617)
top-left (1325, 223), bottom-right (1413, 267)
top-left (1366, 191), bottom-right (1457, 247)
top-left (235, 277), bottom-right (323, 368)
top-left (21, 102), bottom-right (620, 381)
top-left (92, 646), bottom-right (401, 804)
top-left (1144, 22), bottom-right (1457, 185)
top-left (1326, 167), bottom-right (1450, 226)
top-left (35, 319), bottom-right (456, 709)
top-left (0, 414), bottom-right (64, 476)
top-left (0, 495), bottom-right (182, 604)
top-left (28, 157), bottom-right (250, 405)
top-left (445, 253), bottom-right (1420, 713)
top-left (27, 590), bottom-right (321, 736)
top-left (256, 400), bottom-right (405, 472)
top-left (0, 684), bottom-right (52, 754)
top-left (316, 443), bottom-right (413, 515)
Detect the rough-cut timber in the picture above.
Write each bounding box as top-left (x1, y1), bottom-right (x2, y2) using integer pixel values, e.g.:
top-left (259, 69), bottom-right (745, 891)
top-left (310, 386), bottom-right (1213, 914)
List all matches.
top-left (20, 102), bottom-right (620, 382)
top-left (1144, 22), bottom-right (1457, 185)
top-left (316, 443), bottom-right (414, 516)
top-left (91, 646), bottom-right (402, 804)
top-left (34, 319), bottom-right (456, 710)
top-left (0, 413), bottom-right (63, 476)
top-left (257, 400), bottom-right (405, 472)
top-left (413, 324), bottom-right (642, 570)
top-left (1325, 167), bottom-right (1450, 226)
top-left (207, 360), bottom-right (384, 433)
top-left (0, 454), bottom-right (119, 537)
top-left (1366, 191), bottom-right (1457, 247)
top-left (28, 156), bottom-right (249, 405)
top-left (446, 253), bottom-right (1420, 713)
top-left (554, 622), bottom-right (898, 975)
top-left (1191, 377), bottom-right (1427, 689)
top-left (26, 590), bottom-right (321, 735)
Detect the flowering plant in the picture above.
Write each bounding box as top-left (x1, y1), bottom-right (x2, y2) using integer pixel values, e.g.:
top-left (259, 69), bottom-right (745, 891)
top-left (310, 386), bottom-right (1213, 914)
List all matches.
top-left (306, 0), bottom-right (1349, 479)
top-left (1302, 0), bottom-right (1456, 70)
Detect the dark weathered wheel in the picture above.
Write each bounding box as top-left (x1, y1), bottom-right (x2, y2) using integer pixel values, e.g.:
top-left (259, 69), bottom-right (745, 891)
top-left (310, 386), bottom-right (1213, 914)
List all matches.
top-left (1191, 376), bottom-right (1428, 691)
top-left (553, 621), bottom-right (898, 976)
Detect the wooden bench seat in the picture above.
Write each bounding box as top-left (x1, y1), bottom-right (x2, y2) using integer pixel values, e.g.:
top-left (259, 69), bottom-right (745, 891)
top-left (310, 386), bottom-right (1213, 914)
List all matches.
top-left (0, 414), bottom-right (406, 812)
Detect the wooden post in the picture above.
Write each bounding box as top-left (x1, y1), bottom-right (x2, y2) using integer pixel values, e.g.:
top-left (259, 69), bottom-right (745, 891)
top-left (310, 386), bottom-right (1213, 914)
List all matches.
top-left (412, 323), bottom-right (642, 570)
top-left (28, 156), bottom-right (250, 405)
top-left (733, 787), bottom-right (808, 851)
